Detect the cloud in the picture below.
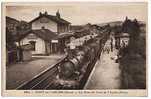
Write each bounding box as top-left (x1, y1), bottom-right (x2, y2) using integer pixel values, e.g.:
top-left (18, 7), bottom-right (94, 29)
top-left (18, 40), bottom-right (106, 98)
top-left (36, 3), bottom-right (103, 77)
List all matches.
top-left (6, 2), bottom-right (147, 25)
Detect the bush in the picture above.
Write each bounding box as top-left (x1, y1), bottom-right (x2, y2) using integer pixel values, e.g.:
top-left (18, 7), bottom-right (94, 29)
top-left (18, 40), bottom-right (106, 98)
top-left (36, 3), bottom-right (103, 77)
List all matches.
top-left (119, 38), bottom-right (146, 89)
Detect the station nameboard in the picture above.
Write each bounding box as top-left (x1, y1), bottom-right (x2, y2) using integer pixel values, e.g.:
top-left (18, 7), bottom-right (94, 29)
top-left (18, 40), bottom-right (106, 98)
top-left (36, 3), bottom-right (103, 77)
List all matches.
top-left (51, 40), bottom-right (58, 43)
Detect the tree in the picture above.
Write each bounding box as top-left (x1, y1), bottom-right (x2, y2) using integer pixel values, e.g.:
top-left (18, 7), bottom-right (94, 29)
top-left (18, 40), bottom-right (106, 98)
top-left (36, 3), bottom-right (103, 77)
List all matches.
top-left (6, 27), bottom-right (17, 50)
top-left (122, 17), bottom-right (141, 54)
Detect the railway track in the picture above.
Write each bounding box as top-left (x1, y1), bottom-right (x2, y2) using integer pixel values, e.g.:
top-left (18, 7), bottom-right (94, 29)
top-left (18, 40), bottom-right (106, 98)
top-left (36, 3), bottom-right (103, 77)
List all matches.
top-left (17, 54), bottom-right (100, 90)
top-left (17, 56), bottom-right (67, 90)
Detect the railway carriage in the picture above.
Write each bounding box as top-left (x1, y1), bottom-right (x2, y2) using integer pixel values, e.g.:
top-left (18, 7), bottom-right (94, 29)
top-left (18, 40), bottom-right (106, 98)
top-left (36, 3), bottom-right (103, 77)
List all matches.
top-left (53, 36), bottom-right (105, 89)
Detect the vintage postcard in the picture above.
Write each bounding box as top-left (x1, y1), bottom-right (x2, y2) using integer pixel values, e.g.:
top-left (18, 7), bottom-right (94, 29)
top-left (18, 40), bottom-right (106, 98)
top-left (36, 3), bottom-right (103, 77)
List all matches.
top-left (1, 1), bottom-right (148, 96)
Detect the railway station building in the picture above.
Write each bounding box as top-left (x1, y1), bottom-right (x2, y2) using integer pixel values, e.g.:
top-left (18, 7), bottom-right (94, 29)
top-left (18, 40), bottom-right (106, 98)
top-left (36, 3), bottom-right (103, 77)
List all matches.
top-left (29, 11), bottom-right (71, 33)
top-left (18, 29), bottom-right (58, 55)
top-left (18, 11), bottom-right (71, 55)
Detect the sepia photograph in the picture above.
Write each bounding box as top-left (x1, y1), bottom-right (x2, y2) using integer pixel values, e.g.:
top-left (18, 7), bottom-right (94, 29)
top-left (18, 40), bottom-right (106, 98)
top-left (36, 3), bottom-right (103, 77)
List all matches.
top-left (1, 1), bottom-right (148, 96)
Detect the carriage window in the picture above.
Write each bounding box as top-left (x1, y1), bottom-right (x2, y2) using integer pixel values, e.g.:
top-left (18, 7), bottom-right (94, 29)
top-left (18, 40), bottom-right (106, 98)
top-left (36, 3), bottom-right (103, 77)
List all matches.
top-left (29, 41), bottom-right (36, 51)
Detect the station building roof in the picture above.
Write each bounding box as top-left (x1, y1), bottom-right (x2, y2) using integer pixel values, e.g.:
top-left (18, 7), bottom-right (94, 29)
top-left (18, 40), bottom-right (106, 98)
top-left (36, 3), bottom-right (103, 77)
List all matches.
top-left (18, 29), bottom-right (58, 41)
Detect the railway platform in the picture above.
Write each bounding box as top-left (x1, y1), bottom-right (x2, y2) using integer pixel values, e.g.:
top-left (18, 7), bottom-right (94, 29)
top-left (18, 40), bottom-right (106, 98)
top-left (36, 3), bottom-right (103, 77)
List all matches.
top-left (84, 38), bottom-right (121, 89)
top-left (6, 54), bottom-right (65, 89)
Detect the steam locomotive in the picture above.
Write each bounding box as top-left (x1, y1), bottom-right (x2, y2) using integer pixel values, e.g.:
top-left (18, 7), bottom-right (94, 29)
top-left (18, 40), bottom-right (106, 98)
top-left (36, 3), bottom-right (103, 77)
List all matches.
top-left (51, 35), bottom-right (107, 89)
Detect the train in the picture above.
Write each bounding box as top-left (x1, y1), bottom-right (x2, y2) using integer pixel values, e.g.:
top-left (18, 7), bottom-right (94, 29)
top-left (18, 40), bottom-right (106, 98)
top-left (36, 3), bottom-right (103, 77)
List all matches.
top-left (50, 34), bottom-right (108, 89)
top-left (16, 26), bottom-right (111, 90)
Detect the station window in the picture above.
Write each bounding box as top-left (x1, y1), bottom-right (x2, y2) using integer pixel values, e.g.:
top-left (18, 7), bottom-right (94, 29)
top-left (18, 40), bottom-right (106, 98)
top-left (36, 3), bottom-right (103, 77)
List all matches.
top-left (29, 41), bottom-right (36, 51)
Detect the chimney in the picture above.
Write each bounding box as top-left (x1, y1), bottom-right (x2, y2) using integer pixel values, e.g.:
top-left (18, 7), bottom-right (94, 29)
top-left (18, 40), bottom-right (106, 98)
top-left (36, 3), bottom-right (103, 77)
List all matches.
top-left (56, 10), bottom-right (60, 18)
top-left (44, 11), bottom-right (48, 15)
top-left (39, 12), bottom-right (42, 16)
top-left (126, 16), bottom-right (128, 20)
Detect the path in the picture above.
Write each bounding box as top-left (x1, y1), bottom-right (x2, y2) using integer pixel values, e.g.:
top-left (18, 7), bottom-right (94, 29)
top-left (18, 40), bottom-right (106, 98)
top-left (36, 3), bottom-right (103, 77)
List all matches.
top-left (84, 38), bottom-right (121, 89)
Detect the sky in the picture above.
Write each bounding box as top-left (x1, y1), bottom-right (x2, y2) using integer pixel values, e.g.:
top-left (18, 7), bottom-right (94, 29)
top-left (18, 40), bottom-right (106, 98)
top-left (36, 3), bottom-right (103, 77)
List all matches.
top-left (5, 2), bottom-right (147, 25)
